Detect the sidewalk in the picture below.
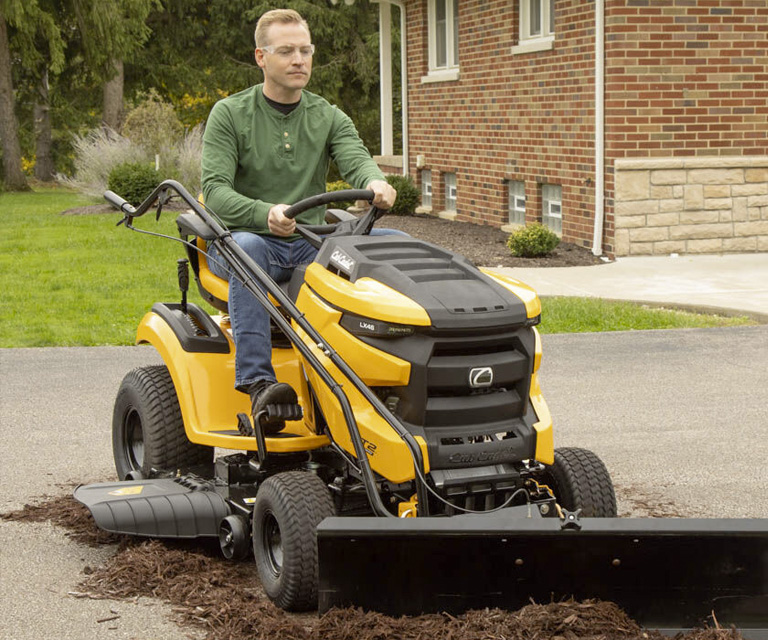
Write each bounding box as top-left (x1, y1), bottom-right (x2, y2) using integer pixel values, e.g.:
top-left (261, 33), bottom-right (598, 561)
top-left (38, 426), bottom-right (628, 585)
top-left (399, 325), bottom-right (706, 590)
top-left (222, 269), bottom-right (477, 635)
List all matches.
top-left (492, 252), bottom-right (768, 320)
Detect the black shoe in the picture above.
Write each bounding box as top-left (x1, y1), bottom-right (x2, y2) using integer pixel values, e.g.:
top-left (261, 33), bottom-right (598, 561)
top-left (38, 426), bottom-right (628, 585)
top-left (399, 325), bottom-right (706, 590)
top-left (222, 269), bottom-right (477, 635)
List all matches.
top-left (247, 381), bottom-right (302, 435)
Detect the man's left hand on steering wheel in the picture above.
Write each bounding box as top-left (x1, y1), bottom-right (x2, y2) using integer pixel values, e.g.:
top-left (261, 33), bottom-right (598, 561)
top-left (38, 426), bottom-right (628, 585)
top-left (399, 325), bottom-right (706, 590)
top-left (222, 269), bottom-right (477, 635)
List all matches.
top-left (366, 179), bottom-right (397, 210)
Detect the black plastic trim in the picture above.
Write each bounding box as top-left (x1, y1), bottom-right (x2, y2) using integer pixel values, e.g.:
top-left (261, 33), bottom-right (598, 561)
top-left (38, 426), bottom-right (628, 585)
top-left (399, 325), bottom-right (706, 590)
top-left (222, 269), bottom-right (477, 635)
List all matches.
top-left (150, 303), bottom-right (230, 354)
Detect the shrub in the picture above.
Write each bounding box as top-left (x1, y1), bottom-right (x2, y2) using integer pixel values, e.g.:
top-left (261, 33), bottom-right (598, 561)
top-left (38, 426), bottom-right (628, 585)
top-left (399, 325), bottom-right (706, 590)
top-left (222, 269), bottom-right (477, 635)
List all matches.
top-left (121, 89), bottom-right (184, 171)
top-left (326, 179), bottom-right (354, 209)
top-left (107, 162), bottom-right (161, 206)
top-left (61, 127), bottom-right (150, 198)
top-left (386, 174), bottom-right (419, 215)
top-left (506, 223), bottom-right (561, 257)
top-left (175, 124), bottom-right (204, 196)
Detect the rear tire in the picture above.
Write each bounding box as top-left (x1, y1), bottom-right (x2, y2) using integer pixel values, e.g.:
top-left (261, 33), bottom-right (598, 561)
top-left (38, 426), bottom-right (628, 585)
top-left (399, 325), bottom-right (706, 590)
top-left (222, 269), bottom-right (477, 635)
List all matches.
top-left (252, 471), bottom-right (336, 611)
top-left (112, 365), bottom-right (213, 480)
top-left (541, 447), bottom-right (617, 517)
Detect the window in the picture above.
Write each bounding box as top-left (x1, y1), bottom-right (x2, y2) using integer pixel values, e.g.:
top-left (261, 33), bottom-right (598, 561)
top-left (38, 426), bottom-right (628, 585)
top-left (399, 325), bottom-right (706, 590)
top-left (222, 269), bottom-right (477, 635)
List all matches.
top-left (542, 183), bottom-right (562, 235)
top-left (521, 0), bottom-right (554, 40)
top-left (513, 0), bottom-right (555, 54)
top-left (426, 0), bottom-right (459, 80)
top-left (421, 170), bottom-right (433, 208)
top-left (444, 172), bottom-right (457, 212)
top-left (508, 181), bottom-right (526, 225)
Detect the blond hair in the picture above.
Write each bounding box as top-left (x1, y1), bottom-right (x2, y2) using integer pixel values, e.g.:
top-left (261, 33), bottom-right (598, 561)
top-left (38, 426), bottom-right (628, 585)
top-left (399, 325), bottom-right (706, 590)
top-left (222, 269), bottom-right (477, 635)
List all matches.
top-left (254, 9), bottom-right (310, 48)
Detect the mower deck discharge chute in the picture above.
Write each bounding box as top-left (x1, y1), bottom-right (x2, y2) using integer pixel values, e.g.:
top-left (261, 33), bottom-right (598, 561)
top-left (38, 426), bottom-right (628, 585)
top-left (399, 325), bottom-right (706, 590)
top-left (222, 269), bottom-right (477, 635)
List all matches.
top-left (77, 180), bottom-right (768, 635)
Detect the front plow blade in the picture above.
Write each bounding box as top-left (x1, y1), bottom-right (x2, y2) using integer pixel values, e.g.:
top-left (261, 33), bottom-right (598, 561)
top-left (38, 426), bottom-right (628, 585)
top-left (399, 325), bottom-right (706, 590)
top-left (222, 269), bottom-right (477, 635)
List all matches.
top-left (317, 515), bottom-right (768, 636)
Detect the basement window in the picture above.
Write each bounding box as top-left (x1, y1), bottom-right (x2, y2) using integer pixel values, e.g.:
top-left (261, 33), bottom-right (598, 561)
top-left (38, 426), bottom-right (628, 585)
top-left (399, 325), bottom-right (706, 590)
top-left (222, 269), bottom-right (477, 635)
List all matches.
top-left (508, 180), bottom-right (526, 225)
top-left (542, 183), bottom-right (562, 235)
top-left (444, 173), bottom-right (457, 212)
top-left (421, 170), bottom-right (433, 208)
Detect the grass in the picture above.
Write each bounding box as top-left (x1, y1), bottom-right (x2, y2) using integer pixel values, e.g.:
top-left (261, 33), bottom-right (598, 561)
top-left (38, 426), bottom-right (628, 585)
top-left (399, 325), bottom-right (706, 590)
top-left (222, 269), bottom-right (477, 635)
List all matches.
top-left (0, 185), bottom-right (190, 347)
top-left (0, 187), bottom-right (756, 348)
top-left (538, 296), bottom-right (753, 334)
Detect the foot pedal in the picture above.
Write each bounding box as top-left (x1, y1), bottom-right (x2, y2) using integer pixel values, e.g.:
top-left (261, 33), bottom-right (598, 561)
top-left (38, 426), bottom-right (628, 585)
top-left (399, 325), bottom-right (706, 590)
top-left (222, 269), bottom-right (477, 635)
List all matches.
top-left (237, 413), bottom-right (255, 437)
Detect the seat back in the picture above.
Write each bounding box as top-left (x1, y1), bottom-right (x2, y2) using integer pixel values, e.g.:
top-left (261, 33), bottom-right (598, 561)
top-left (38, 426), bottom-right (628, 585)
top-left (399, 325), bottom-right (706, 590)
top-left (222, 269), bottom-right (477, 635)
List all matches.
top-left (185, 236), bottom-right (229, 312)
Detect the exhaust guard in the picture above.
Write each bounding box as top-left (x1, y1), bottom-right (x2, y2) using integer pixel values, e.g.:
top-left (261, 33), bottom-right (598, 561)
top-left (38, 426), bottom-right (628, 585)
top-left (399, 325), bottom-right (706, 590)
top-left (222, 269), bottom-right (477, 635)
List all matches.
top-left (317, 512), bottom-right (768, 636)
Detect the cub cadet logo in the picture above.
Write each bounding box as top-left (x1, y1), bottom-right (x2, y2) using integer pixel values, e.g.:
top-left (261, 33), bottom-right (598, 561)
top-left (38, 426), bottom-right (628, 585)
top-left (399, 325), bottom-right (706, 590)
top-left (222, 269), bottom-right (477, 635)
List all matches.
top-left (449, 449), bottom-right (512, 464)
top-left (469, 366), bottom-right (493, 388)
top-left (330, 249), bottom-right (355, 273)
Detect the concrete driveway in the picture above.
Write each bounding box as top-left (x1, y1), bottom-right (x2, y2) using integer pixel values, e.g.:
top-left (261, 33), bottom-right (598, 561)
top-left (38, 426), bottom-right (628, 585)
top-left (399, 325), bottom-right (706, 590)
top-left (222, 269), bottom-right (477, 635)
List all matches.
top-left (1, 326), bottom-right (767, 638)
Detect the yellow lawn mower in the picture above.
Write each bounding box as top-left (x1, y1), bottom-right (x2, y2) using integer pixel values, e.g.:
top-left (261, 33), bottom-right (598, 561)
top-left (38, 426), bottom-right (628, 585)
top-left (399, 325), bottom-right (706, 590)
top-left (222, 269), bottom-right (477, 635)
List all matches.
top-left (75, 180), bottom-right (768, 634)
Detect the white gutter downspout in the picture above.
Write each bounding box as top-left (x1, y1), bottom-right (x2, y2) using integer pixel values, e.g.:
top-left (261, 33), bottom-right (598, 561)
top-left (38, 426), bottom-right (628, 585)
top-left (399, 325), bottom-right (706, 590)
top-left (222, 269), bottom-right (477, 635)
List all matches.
top-left (592, 0), bottom-right (605, 255)
top-left (372, 0), bottom-right (409, 176)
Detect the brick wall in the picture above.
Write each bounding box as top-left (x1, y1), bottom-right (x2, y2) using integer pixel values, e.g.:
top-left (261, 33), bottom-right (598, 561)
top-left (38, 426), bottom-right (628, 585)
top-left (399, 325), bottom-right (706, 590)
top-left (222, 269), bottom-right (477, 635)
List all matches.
top-left (604, 0), bottom-right (768, 254)
top-left (404, 0), bottom-right (768, 255)
top-left (406, 0), bottom-right (598, 245)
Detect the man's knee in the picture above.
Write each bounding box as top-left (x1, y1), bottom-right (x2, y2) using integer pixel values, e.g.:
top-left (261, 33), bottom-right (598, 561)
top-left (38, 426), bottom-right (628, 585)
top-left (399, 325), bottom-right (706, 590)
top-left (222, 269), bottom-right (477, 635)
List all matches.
top-left (232, 232), bottom-right (270, 267)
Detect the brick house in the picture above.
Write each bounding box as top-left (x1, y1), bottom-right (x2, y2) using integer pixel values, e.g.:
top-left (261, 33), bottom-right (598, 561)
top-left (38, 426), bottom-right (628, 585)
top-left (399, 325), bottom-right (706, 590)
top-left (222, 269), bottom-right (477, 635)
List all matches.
top-left (372, 0), bottom-right (768, 256)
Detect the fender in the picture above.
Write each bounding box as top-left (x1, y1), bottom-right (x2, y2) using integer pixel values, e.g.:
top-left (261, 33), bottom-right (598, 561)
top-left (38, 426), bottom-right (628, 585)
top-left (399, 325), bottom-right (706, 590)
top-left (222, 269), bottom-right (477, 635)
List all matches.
top-left (136, 303), bottom-right (325, 450)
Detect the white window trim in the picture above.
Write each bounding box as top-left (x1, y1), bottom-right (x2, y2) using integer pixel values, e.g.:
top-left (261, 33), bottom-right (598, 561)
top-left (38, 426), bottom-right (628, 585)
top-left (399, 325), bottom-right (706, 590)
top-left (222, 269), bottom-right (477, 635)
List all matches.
top-left (512, 0), bottom-right (554, 55)
top-left (423, 0), bottom-right (459, 83)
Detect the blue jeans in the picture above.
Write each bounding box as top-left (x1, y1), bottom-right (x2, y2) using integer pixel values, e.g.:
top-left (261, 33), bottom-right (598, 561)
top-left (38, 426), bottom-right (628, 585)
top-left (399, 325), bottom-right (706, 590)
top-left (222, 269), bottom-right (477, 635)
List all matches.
top-left (208, 229), bottom-right (406, 390)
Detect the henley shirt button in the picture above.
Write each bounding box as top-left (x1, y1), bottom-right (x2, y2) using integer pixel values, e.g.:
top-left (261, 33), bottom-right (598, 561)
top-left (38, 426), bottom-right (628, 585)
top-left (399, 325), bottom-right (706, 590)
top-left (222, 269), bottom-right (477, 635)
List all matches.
top-left (285, 143), bottom-right (291, 149)
top-left (283, 132), bottom-right (289, 137)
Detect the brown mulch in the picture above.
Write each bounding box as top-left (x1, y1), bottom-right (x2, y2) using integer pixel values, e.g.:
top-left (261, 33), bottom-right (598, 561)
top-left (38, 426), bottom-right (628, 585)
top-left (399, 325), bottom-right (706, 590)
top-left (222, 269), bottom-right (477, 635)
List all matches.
top-left (382, 213), bottom-right (605, 268)
top-left (60, 203), bottom-right (605, 268)
top-left (2, 494), bottom-right (741, 640)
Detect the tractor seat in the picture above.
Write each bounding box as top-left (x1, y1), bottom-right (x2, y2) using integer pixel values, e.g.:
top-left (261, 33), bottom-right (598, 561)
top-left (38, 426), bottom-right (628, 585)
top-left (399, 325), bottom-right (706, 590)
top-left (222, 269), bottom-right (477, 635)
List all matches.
top-left (186, 236), bottom-right (306, 315)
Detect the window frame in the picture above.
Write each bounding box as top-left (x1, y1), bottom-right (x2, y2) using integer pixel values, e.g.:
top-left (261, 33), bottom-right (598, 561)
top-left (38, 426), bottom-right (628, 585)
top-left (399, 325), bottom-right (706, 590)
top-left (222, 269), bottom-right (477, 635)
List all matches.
top-left (421, 170), bottom-right (433, 208)
top-left (512, 0), bottom-right (555, 55)
top-left (507, 180), bottom-right (526, 226)
top-left (424, 0), bottom-right (460, 83)
top-left (541, 183), bottom-right (563, 236)
top-left (444, 172), bottom-right (457, 212)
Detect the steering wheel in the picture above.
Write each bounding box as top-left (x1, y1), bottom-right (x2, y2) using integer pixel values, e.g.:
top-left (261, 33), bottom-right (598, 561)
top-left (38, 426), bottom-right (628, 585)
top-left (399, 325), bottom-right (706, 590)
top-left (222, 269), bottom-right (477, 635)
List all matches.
top-left (282, 189), bottom-right (384, 248)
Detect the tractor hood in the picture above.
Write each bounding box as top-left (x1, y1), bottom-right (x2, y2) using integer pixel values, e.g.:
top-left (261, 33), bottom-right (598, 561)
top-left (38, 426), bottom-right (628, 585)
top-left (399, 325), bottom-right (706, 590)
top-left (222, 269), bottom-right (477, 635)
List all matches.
top-left (312, 236), bottom-right (530, 331)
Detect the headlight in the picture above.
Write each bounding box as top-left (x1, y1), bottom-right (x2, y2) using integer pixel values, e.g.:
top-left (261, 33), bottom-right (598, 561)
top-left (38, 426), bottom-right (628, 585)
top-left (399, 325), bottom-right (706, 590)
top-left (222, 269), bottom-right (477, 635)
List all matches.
top-left (339, 312), bottom-right (416, 338)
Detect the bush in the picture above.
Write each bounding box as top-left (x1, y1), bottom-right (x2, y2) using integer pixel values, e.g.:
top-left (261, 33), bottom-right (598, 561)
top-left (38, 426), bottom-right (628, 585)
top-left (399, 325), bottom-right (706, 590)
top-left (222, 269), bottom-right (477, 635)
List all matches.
top-left (61, 127), bottom-right (150, 198)
top-left (107, 162), bottom-right (161, 206)
top-left (121, 89), bottom-right (184, 170)
top-left (386, 174), bottom-right (420, 215)
top-left (506, 223), bottom-right (561, 257)
top-left (326, 179), bottom-right (354, 209)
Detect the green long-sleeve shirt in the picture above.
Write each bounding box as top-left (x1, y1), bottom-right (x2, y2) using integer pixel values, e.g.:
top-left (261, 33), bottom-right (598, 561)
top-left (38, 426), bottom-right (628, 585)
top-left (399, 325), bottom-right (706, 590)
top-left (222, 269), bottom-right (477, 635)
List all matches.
top-left (201, 84), bottom-right (384, 237)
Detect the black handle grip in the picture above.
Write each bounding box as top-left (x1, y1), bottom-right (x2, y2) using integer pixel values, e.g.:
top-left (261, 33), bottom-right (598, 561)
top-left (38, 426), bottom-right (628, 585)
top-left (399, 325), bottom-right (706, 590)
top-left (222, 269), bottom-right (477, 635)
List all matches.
top-left (283, 189), bottom-right (374, 220)
top-left (104, 190), bottom-right (137, 215)
top-left (177, 259), bottom-right (189, 292)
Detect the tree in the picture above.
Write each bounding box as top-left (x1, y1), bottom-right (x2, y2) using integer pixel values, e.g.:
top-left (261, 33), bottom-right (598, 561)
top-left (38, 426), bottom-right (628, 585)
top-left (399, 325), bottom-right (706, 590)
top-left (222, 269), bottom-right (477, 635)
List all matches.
top-left (1, 0), bottom-right (65, 189)
top-left (0, 11), bottom-right (28, 190)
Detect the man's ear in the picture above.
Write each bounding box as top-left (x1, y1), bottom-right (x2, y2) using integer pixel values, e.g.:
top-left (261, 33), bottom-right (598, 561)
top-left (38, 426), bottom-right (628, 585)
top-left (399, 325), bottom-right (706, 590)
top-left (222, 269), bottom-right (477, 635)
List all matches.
top-left (255, 48), bottom-right (265, 69)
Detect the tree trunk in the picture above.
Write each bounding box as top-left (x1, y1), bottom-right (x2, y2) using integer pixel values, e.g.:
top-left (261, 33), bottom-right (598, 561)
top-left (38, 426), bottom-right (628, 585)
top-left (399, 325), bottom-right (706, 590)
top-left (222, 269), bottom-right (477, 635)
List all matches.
top-left (34, 69), bottom-right (55, 181)
top-left (0, 16), bottom-right (29, 191)
top-left (102, 59), bottom-right (124, 131)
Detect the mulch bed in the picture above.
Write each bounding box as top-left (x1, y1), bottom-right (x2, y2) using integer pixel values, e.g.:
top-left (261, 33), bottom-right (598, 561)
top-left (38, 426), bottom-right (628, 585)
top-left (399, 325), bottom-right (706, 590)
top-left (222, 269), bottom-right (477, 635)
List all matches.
top-left (60, 203), bottom-right (605, 269)
top-left (2, 494), bottom-right (741, 640)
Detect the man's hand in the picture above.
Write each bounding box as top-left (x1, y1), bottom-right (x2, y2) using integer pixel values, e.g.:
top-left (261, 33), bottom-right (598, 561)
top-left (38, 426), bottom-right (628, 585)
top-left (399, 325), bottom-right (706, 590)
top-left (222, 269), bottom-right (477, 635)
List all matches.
top-left (366, 179), bottom-right (397, 210)
top-left (268, 204), bottom-right (295, 237)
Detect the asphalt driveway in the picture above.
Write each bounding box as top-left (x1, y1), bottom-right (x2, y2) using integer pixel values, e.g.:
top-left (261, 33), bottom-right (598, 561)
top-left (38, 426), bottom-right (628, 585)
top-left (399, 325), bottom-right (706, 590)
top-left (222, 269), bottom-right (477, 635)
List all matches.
top-left (1, 325), bottom-right (767, 639)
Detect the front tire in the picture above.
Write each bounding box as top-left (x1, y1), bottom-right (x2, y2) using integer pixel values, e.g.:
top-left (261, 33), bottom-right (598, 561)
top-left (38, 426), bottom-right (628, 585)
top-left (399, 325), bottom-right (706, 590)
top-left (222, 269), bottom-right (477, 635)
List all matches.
top-left (112, 365), bottom-right (213, 480)
top-left (252, 471), bottom-right (336, 611)
top-left (541, 447), bottom-right (617, 517)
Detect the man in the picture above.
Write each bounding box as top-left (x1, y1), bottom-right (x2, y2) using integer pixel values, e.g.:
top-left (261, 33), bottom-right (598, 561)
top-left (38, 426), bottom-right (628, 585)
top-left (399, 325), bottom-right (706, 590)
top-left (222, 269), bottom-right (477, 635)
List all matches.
top-left (201, 9), bottom-right (397, 431)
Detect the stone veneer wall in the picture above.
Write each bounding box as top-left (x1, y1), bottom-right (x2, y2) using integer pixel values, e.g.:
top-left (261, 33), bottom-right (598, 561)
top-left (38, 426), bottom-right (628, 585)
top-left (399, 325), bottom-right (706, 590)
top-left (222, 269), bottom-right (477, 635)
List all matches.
top-left (614, 156), bottom-right (768, 257)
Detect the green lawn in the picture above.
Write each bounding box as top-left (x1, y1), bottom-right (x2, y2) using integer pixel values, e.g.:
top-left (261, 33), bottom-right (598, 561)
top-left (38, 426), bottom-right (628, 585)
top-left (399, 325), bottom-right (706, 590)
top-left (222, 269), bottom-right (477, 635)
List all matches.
top-left (0, 187), bottom-right (754, 348)
top-left (0, 186), bottom-right (189, 347)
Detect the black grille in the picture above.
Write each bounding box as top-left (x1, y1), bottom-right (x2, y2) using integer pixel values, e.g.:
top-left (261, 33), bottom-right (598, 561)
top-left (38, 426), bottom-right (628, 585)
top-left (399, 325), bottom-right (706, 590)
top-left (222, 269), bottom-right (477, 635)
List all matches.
top-left (369, 325), bottom-right (538, 470)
